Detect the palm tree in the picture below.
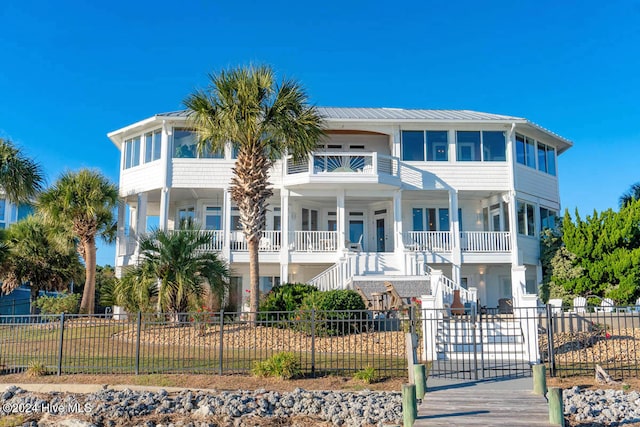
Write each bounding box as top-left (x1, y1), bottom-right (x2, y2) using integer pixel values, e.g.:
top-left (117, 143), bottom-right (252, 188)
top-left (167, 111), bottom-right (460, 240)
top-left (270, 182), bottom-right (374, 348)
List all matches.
top-left (0, 215), bottom-right (83, 314)
top-left (184, 65), bottom-right (325, 318)
top-left (121, 227), bottom-right (230, 321)
top-left (620, 182), bottom-right (640, 208)
top-left (0, 138), bottom-right (44, 204)
top-left (38, 169), bottom-right (118, 314)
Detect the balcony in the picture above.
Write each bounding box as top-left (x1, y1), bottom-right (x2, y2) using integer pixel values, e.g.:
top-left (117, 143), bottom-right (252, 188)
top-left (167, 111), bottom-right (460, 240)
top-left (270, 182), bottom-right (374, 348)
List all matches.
top-left (403, 231), bottom-right (511, 253)
top-left (460, 231), bottom-right (511, 252)
top-left (403, 231), bottom-right (452, 252)
top-left (290, 231), bottom-right (338, 252)
top-left (230, 230), bottom-right (281, 252)
top-left (284, 152), bottom-right (400, 186)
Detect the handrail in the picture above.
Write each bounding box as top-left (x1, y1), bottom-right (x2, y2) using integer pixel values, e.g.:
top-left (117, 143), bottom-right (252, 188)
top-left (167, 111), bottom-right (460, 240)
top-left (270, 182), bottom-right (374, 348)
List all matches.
top-left (460, 231), bottom-right (511, 252)
top-left (307, 253), bottom-right (357, 291)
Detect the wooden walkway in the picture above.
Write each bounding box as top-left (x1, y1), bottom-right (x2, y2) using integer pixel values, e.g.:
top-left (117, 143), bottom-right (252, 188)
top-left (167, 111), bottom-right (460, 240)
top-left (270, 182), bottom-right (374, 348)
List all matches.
top-left (414, 377), bottom-right (555, 426)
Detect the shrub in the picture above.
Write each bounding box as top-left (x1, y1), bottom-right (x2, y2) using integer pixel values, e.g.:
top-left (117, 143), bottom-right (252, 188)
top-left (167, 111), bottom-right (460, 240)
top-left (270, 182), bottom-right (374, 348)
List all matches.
top-left (353, 366), bottom-right (377, 384)
top-left (26, 360), bottom-right (48, 377)
top-left (297, 289), bottom-right (367, 336)
top-left (252, 352), bottom-right (301, 380)
top-left (34, 293), bottom-right (80, 315)
top-left (259, 283), bottom-right (318, 321)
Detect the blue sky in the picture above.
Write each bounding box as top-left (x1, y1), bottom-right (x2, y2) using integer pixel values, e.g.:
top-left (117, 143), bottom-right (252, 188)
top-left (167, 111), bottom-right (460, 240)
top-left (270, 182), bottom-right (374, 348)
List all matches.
top-left (1, 0), bottom-right (639, 265)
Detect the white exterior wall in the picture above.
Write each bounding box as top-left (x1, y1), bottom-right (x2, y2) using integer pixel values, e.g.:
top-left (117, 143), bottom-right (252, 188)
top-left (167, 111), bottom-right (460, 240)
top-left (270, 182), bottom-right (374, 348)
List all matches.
top-left (515, 165), bottom-right (559, 205)
top-left (119, 162), bottom-right (164, 196)
top-left (400, 163), bottom-right (511, 191)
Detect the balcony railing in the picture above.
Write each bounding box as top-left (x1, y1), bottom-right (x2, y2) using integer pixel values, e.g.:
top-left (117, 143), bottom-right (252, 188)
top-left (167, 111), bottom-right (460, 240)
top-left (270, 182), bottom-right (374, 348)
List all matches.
top-left (290, 231), bottom-right (338, 252)
top-left (286, 152), bottom-right (399, 178)
top-left (403, 231), bottom-right (452, 252)
top-left (231, 230), bottom-right (281, 252)
top-left (460, 231), bottom-right (511, 252)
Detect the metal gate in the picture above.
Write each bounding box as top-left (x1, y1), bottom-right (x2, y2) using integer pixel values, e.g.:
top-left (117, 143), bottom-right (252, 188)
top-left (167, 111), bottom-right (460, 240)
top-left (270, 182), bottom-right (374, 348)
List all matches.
top-left (423, 307), bottom-right (535, 380)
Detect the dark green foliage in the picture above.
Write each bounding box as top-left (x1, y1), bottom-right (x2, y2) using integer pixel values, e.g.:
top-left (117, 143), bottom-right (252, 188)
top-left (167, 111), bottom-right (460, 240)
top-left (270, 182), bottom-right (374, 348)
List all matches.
top-left (251, 352), bottom-right (301, 380)
top-left (259, 283), bottom-right (318, 312)
top-left (559, 199), bottom-right (640, 304)
top-left (297, 289), bottom-right (367, 336)
top-left (35, 293), bottom-right (80, 315)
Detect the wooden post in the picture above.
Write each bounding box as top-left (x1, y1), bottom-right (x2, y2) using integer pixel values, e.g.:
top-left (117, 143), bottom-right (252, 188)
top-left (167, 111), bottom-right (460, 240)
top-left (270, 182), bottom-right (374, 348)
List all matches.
top-left (406, 333), bottom-right (418, 384)
top-left (533, 364), bottom-right (547, 395)
top-left (413, 364), bottom-right (426, 400)
top-left (402, 383), bottom-right (417, 427)
top-left (548, 387), bottom-right (565, 426)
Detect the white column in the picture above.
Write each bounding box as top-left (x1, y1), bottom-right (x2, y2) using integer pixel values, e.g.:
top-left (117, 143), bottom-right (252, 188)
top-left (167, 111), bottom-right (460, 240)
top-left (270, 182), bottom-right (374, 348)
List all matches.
top-left (421, 295), bottom-right (438, 362)
top-left (508, 192), bottom-right (519, 265)
top-left (223, 187), bottom-right (232, 261)
top-left (136, 193), bottom-right (148, 235)
top-left (519, 292), bottom-right (541, 363)
top-left (280, 190), bottom-right (290, 277)
top-left (393, 190), bottom-right (404, 254)
top-left (337, 189), bottom-right (346, 251)
top-left (115, 200), bottom-right (126, 258)
top-left (511, 265), bottom-right (527, 304)
top-left (449, 189), bottom-right (461, 284)
top-left (391, 126), bottom-right (401, 158)
top-left (159, 189), bottom-right (170, 231)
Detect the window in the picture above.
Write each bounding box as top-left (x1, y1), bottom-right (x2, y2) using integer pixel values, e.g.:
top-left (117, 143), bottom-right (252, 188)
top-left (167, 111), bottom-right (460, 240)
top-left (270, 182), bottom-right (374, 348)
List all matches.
top-left (401, 131), bottom-right (425, 161)
top-left (482, 131), bottom-right (506, 161)
top-left (204, 206), bottom-right (222, 230)
top-left (516, 134), bottom-right (536, 168)
top-left (144, 130), bottom-right (162, 163)
top-left (0, 199), bottom-right (5, 228)
top-left (259, 276), bottom-right (281, 294)
top-left (540, 207), bottom-right (557, 230)
top-left (17, 204), bottom-right (33, 221)
top-left (456, 131), bottom-right (481, 161)
top-left (231, 207), bottom-right (242, 230)
top-left (172, 129), bottom-right (223, 159)
top-left (301, 208), bottom-right (318, 231)
top-left (349, 212), bottom-right (364, 243)
top-left (273, 207), bottom-right (281, 231)
top-left (327, 211), bottom-right (336, 231)
top-left (123, 136), bottom-right (141, 169)
top-left (517, 201), bottom-right (536, 236)
top-left (177, 207), bottom-right (195, 229)
top-left (426, 131), bottom-right (449, 161)
top-left (439, 208), bottom-right (450, 231)
top-left (537, 142), bottom-right (556, 175)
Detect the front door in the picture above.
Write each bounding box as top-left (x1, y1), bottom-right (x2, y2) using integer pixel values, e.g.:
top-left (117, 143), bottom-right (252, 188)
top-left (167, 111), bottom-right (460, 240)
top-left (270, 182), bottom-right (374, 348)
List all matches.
top-left (374, 209), bottom-right (388, 252)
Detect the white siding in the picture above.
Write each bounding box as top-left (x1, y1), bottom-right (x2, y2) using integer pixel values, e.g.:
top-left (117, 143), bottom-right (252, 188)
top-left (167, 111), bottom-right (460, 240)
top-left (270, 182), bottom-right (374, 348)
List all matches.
top-left (324, 133), bottom-right (390, 154)
top-left (171, 159), bottom-right (234, 188)
top-left (515, 165), bottom-right (559, 203)
top-left (399, 163), bottom-right (510, 191)
top-left (119, 162), bottom-right (164, 196)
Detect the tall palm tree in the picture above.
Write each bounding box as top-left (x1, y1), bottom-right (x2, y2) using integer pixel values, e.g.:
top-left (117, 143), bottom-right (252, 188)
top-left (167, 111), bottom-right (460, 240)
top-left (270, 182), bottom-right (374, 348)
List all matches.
top-left (0, 138), bottom-right (44, 204)
top-left (38, 169), bottom-right (118, 314)
top-left (184, 65), bottom-right (325, 318)
top-left (620, 182), bottom-right (640, 208)
top-left (0, 215), bottom-right (83, 314)
top-left (122, 227), bottom-right (230, 320)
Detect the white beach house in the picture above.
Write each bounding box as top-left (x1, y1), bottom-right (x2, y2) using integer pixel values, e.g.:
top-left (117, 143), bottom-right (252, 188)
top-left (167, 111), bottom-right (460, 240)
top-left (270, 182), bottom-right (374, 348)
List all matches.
top-left (108, 107), bottom-right (571, 314)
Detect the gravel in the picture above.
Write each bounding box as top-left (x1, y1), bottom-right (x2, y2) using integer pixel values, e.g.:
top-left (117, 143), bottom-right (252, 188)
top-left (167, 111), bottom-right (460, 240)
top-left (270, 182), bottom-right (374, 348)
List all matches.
top-left (564, 386), bottom-right (640, 426)
top-left (0, 386), bottom-right (402, 427)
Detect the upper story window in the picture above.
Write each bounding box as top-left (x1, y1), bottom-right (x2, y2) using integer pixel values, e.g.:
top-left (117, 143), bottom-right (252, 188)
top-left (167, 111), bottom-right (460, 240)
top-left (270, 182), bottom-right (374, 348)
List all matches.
top-left (0, 199), bottom-right (6, 229)
top-left (177, 206), bottom-right (195, 229)
top-left (456, 131), bottom-right (506, 162)
top-left (540, 207), bottom-right (557, 230)
top-left (204, 206), bottom-right (222, 230)
top-left (412, 208), bottom-right (452, 231)
top-left (123, 136), bottom-right (141, 169)
top-left (173, 129), bottom-right (224, 159)
top-left (144, 130), bottom-right (162, 163)
top-left (516, 133), bottom-right (556, 175)
top-left (517, 201), bottom-right (536, 237)
top-left (401, 131), bottom-right (449, 161)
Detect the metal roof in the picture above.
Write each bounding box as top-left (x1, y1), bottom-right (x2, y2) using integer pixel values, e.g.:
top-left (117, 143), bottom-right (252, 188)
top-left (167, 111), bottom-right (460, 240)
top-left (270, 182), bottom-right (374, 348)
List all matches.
top-left (156, 107), bottom-right (523, 122)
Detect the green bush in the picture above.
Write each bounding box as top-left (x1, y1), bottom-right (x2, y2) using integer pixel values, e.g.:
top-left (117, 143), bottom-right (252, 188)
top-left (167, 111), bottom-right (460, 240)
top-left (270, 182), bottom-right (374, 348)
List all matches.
top-left (252, 352), bottom-right (301, 380)
top-left (34, 293), bottom-right (80, 315)
top-left (259, 283), bottom-right (318, 320)
top-left (353, 366), bottom-right (377, 384)
top-left (297, 289), bottom-right (367, 336)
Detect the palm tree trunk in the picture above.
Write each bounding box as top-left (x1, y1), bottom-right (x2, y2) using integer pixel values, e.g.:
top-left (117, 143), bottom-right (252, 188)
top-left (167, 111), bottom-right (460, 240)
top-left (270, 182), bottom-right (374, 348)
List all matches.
top-left (30, 285), bottom-right (39, 315)
top-left (80, 238), bottom-right (97, 314)
top-left (248, 238), bottom-right (260, 322)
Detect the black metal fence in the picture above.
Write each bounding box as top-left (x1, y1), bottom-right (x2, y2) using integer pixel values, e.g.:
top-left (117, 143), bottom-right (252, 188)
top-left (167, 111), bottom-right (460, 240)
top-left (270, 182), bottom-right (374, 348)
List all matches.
top-left (422, 306), bottom-right (538, 380)
top-left (0, 310), bottom-right (413, 376)
top-left (541, 305), bottom-right (640, 379)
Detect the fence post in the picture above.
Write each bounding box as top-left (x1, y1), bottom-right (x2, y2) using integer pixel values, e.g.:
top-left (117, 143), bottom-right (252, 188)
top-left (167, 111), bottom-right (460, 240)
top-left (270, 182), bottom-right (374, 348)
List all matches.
top-left (413, 364), bottom-right (426, 400)
top-left (56, 312), bottom-right (65, 376)
top-left (546, 304), bottom-right (556, 377)
top-left (402, 383), bottom-right (417, 426)
top-left (533, 363), bottom-right (547, 395)
top-left (134, 311), bottom-right (142, 375)
top-left (311, 309), bottom-right (316, 377)
top-left (548, 387), bottom-right (565, 426)
top-left (219, 309), bottom-right (224, 375)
